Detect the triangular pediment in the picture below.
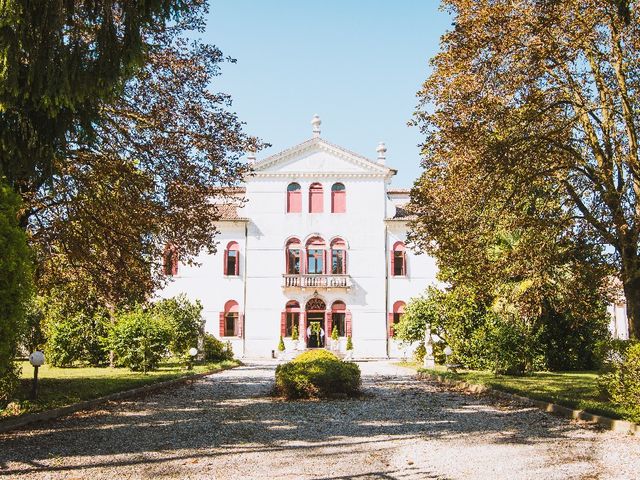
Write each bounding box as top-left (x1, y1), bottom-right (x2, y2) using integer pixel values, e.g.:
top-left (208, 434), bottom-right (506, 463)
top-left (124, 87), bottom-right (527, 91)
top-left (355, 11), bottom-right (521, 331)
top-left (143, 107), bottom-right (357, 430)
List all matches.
top-left (251, 138), bottom-right (394, 177)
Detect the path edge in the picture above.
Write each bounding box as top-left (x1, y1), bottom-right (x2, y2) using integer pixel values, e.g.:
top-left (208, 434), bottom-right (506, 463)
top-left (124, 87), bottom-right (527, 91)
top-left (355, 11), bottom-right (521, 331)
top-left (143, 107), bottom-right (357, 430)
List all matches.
top-left (0, 366), bottom-right (238, 434)
top-left (417, 371), bottom-right (639, 436)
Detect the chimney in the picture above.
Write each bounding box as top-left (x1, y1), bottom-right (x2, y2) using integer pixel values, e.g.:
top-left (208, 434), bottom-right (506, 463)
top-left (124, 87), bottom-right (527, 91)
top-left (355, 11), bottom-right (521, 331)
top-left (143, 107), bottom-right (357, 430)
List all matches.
top-left (376, 142), bottom-right (387, 165)
top-left (311, 114), bottom-right (321, 138)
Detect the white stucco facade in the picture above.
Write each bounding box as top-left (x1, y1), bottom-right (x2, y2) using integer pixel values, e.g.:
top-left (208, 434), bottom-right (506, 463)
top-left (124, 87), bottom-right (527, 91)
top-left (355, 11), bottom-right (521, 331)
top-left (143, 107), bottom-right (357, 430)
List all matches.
top-left (158, 120), bottom-right (438, 359)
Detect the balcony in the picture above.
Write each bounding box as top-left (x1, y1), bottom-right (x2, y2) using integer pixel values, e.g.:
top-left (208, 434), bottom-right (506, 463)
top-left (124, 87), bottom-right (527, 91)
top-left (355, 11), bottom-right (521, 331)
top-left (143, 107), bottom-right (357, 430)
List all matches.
top-left (282, 274), bottom-right (352, 289)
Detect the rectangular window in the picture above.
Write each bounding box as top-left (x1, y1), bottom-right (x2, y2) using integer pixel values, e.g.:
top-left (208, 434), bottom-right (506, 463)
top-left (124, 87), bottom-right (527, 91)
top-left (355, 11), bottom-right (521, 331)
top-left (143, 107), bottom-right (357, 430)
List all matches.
top-left (393, 251), bottom-right (405, 276)
top-left (333, 313), bottom-right (346, 337)
top-left (286, 312), bottom-right (299, 337)
top-left (226, 250), bottom-right (238, 276)
top-left (287, 249), bottom-right (301, 274)
top-left (224, 313), bottom-right (238, 336)
top-left (307, 249), bottom-right (323, 274)
top-left (331, 249), bottom-right (345, 274)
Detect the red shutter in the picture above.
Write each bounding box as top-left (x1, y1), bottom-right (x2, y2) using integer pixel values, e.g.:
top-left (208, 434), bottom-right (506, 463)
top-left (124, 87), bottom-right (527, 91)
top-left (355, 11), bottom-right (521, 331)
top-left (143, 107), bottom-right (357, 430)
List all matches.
top-left (325, 311), bottom-right (332, 338)
top-left (235, 252), bottom-right (240, 275)
top-left (300, 312), bottom-right (306, 341)
top-left (388, 313), bottom-right (394, 337)
top-left (219, 312), bottom-right (225, 337)
top-left (223, 249), bottom-right (228, 275)
top-left (390, 251), bottom-right (395, 277)
top-left (402, 252), bottom-right (407, 276)
top-left (281, 312), bottom-right (287, 336)
top-left (236, 313), bottom-right (243, 337)
top-left (346, 311), bottom-right (352, 337)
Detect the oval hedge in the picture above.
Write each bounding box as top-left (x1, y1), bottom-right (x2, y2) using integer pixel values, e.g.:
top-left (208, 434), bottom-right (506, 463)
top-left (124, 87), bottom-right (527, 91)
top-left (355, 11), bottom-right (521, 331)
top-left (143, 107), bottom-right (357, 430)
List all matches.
top-left (275, 350), bottom-right (361, 399)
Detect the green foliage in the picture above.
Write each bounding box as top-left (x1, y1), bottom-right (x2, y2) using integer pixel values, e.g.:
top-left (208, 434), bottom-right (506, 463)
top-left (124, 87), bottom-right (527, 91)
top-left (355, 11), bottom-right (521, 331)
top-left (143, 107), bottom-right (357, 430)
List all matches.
top-left (346, 336), bottom-right (353, 351)
top-left (291, 324), bottom-right (299, 341)
top-left (413, 343), bottom-right (426, 364)
top-left (153, 295), bottom-right (202, 358)
top-left (278, 336), bottom-right (285, 352)
top-left (0, 180), bottom-right (32, 406)
top-left (599, 343), bottom-right (640, 422)
top-left (45, 311), bottom-right (110, 368)
top-left (331, 325), bottom-right (339, 341)
top-left (275, 351), bottom-right (361, 399)
top-left (202, 334), bottom-right (234, 362)
top-left (108, 309), bottom-right (171, 372)
top-left (397, 285), bottom-right (608, 375)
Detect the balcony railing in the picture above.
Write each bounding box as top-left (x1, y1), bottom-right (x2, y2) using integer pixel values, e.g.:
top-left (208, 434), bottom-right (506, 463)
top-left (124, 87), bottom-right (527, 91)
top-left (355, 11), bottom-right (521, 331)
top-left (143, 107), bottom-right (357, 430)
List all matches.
top-left (283, 274), bottom-right (352, 289)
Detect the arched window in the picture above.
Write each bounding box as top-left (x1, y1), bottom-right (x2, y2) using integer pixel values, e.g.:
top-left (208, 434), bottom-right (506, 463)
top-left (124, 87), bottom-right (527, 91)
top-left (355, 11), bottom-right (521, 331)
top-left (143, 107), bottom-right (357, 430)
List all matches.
top-left (389, 301), bottom-right (406, 337)
top-left (281, 300), bottom-right (300, 337)
top-left (306, 237), bottom-right (326, 274)
top-left (331, 183), bottom-right (346, 213)
top-left (220, 300), bottom-right (241, 337)
top-left (309, 182), bottom-right (324, 213)
top-left (285, 238), bottom-right (302, 274)
top-left (391, 241), bottom-right (407, 276)
top-left (162, 245), bottom-right (179, 276)
top-left (224, 241), bottom-right (240, 276)
top-left (287, 182), bottom-right (301, 213)
top-left (330, 238), bottom-right (347, 275)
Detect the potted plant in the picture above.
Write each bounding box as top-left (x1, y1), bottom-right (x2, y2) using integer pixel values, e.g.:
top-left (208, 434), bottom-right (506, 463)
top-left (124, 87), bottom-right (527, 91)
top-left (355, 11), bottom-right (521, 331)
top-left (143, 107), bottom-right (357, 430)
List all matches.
top-left (291, 325), bottom-right (300, 350)
top-left (277, 335), bottom-right (285, 358)
top-left (331, 325), bottom-right (339, 351)
top-left (345, 336), bottom-right (354, 360)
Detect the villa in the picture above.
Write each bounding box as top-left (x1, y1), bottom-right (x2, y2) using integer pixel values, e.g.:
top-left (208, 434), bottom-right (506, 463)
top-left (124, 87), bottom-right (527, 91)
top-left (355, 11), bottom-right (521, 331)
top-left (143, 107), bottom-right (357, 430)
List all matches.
top-left (158, 116), bottom-right (437, 358)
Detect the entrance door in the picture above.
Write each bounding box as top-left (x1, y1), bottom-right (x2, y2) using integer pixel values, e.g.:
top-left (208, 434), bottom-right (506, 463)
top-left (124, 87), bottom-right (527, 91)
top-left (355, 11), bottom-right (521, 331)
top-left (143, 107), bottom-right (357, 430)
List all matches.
top-left (306, 312), bottom-right (325, 348)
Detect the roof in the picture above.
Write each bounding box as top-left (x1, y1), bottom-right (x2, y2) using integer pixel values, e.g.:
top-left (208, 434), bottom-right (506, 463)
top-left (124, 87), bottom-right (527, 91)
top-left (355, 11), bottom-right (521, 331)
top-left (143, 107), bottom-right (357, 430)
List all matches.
top-left (251, 136), bottom-right (396, 178)
top-left (385, 203), bottom-right (417, 222)
top-left (215, 203), bottom-right (248, 222)
top-left (210, 186), bottom-right (246, 194)
top-left (388, 188), bottom-right (411, 195)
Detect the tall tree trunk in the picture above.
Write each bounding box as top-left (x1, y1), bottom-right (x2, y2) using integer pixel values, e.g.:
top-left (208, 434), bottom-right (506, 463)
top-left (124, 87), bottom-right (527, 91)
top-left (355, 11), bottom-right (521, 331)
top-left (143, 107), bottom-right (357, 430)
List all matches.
top-left (107, 303), bottom-right (116, 367)
top-left (620, 248), bottom-right (640, 339)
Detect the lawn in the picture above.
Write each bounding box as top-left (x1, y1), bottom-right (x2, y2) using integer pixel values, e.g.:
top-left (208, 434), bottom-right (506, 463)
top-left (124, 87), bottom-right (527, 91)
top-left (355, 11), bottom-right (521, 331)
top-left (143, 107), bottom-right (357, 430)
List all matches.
top-left (1, 358), bottom-right (239, 419)
top-left (401, 363), bottom-right (638, 424)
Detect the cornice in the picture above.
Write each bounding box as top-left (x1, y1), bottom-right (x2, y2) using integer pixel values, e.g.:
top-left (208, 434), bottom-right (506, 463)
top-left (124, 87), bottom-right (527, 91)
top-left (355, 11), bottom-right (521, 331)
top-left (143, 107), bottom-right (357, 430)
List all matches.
top-left (250, 171), bottom-right (392, 179)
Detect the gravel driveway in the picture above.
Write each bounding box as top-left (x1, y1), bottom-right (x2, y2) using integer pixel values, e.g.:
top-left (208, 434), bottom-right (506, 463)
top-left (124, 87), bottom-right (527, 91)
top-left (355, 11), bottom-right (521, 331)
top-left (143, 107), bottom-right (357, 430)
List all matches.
top-left (1, 360), bottom-right (638, 480)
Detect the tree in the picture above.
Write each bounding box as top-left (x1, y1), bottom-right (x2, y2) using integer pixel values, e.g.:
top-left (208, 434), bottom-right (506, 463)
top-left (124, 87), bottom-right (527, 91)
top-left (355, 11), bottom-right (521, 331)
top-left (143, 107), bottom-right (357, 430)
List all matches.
top-left (0, 0), bottom-right (196, 195)
top-left (153, 295), bottom-right (203, 358)
top-left (0, 179), bottom-right (32, 405)
top-left (412, 1), bottom-right (640, 338)
top-left (28, 8), bottom-right (256, 311)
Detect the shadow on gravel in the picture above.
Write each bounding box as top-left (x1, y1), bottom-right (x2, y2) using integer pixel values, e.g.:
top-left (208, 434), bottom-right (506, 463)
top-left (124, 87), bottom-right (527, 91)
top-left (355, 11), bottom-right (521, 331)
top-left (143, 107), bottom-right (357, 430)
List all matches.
top-left (0, 362), bottom-right (592, 477)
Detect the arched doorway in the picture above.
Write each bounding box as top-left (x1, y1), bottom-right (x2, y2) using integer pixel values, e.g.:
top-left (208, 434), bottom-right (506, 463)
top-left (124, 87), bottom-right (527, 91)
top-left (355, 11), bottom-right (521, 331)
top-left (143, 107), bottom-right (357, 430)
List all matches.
top-left (305, 297), bottom-right (326, 348)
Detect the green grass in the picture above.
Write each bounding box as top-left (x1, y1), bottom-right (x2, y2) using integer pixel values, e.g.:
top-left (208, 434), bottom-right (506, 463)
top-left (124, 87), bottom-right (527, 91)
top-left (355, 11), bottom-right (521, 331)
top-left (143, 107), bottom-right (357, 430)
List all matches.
top-left (399, 363), bottom-right (638, 424)
top-left (1, 358), bottom-right (239, 419)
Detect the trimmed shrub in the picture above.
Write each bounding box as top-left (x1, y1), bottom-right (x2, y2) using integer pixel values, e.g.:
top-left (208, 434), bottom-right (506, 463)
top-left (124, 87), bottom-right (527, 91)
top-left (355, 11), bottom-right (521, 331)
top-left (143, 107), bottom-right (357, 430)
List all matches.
top-left (109, 309), bottom-right (172, 372)
top-left (291, 325), bottom-right (299, 341)
top-left (600, 343), bottom-right (640, 422)
top-left (275, 350), bottom-right (361, 399)
top-left (202, 333), bottom-right (234, 362)
top-left (346, 336), bottom-right (353, 350)
top-left (278, 336), bottom-right (285, 352)
top-left (45, 309), bottom-right (110, 367)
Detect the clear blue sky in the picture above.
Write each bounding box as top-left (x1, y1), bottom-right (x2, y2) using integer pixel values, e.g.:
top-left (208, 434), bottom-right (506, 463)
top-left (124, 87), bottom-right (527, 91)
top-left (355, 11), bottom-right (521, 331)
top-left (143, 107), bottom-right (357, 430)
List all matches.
top-left (204, 1), bottom-right (452, 187)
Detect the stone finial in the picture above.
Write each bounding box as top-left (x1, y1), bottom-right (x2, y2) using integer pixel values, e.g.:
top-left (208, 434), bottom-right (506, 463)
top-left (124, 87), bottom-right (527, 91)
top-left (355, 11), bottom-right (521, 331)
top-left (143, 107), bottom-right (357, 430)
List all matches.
top-left (311, 114), bottom-right (321, 137)
top-left (247, 149), bottom-right (257, 164)
top-left (376, 142), bottom-right (387, 164)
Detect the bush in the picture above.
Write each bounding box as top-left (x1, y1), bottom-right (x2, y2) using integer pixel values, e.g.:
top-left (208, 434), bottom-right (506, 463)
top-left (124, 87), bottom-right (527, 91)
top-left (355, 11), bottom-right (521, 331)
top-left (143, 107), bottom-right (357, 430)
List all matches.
top-left (600, 343), bottom-right (640, 422)
top-left (413, 343), bottom-right (426, 363)
top-left (275, 350), bottom-right (361, 399)
top-left (291, 325), bottom-right (299, 341)
top-left (346, 336), bottom-right (353, 350)
top-left (202, 333), bottom-right (234, 362)
top-left (109, 309), bottom-right (172, 372)
top-left (153, 295), bottom-right (203, 358)
top-left (45, 308), bottom-right (110, 367)
top-left (277, 336), bottom-right (285, 351)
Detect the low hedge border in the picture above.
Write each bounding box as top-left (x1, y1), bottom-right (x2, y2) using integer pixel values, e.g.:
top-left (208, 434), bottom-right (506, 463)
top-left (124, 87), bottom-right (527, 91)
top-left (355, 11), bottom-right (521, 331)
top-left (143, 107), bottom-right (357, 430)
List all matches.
top-left (417, 370), bottom-right (639, 436)
top-left (0, 365), bottom-right (239, 434)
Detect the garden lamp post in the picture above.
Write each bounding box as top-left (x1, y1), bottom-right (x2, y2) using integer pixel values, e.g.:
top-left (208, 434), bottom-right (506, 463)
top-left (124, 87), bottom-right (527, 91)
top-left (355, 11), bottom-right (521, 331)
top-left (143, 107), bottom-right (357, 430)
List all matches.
top-left (187, 347), bottom-right (198, 370)
top-left (423, 323), bottom-right (435, 369)
top-left (29, 351), bottom-right (45, 400)
top-left (444, 345), bottom-right (453, 364)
